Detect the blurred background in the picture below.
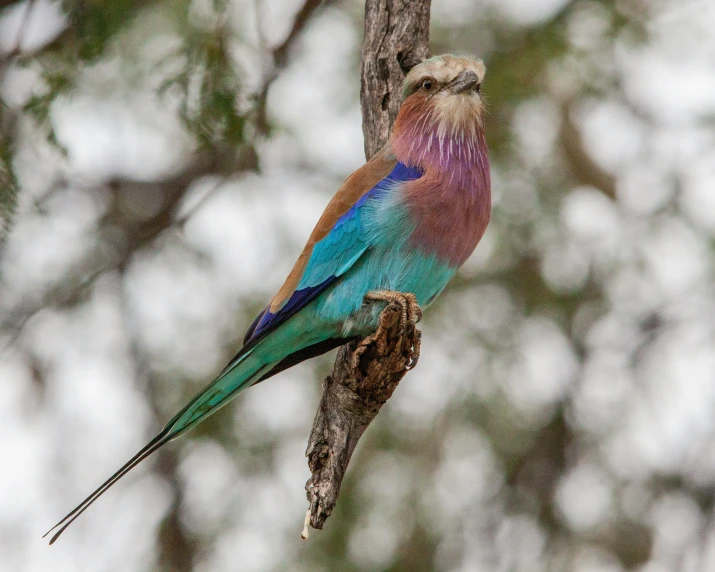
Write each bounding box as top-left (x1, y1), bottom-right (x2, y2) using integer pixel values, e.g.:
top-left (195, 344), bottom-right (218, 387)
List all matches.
top-left (2, 0), bottom-right (715, 570)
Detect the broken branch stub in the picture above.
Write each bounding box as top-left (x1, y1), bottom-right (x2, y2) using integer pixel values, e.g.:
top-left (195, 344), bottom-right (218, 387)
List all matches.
top-left (303, 300), bottom-right (421, 534)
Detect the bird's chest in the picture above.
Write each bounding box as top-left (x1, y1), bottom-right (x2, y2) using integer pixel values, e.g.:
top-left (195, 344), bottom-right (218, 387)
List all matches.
top-left (403, 180), bottom-right (490, 267)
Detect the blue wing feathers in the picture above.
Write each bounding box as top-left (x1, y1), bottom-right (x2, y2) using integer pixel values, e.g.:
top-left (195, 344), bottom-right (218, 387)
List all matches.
top-left (242, 307), bottom-right (267, 344)
top-left (249, 278), bottom-right (335, 343)
top-left (242, 162), bottom-right (422, 347)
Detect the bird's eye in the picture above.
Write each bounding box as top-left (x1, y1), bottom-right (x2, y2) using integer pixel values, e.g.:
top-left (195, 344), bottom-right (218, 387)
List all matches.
top-left (421, 79), bottom-right (433, 91)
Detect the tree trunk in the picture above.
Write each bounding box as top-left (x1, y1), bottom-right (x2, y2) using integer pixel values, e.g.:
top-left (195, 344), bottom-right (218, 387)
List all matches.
top-left (360, 0), bottom-right (431, 159)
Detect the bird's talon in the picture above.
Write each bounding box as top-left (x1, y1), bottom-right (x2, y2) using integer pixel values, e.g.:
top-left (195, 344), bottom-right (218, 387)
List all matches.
top-left (357, 291), bottom-right (423, 372)
top-left (365, 290), bottom-right (421, 331)
top-left (405, 331), bottom-right (422, 371)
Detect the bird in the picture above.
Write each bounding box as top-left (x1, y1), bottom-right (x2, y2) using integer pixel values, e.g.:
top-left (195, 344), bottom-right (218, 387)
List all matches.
top-left (44, 54), bottom-right (491, 544)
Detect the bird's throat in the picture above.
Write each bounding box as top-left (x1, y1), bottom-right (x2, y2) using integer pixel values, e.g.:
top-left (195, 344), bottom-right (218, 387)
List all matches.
top-left (390, 104), bottom-right (491, 267)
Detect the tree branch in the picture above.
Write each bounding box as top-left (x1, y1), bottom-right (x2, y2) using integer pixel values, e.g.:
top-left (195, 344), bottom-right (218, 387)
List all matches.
top-left (302, 0), bottom-right (431, 538)
top-left (559, 103), bottom-right (617, 200)
top-left (304, 301), bottom-right (421, 533)
top-left (360, 0), bottom-right (431, 158)
top-left (254, 0), bottom-right (338, 136)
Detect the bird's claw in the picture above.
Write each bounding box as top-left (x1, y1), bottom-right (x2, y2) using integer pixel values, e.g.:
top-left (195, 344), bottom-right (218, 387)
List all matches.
top-left (364, 290), bottom-right (422, 330)
top-left (405, 330), bottom-right (422, 371)
top-left (350, 291), bottom-right (422, 371)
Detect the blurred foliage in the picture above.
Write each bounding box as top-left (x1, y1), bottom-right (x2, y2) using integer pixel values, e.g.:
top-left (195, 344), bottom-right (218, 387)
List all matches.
top-left (60, 0), bottom-right (144, 60)
top-left (12, 0), bottom-right (247, 153)
top-left (158, 10), bottom-right (245, 147)
top-left (0, 117), bottom-right (18, 238)
top-left (0, 0), bottom-right (250, 242)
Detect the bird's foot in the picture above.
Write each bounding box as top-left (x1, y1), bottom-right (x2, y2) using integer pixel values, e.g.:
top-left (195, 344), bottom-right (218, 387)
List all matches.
top-left (364, 290), bottom-right (422, 328)
top-left (351, 291), bottom-right (422, 370)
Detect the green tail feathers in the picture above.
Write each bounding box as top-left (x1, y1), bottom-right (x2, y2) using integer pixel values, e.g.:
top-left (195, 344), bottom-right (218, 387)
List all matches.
top-left (44, 344), bottom-right (276, 545)
top-left (164, 347), bottom-right (275, 437)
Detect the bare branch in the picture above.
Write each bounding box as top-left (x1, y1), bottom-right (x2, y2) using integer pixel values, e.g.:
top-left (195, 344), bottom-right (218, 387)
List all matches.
top-left (559, 103), bottom-right (617, 200)
top-left (304, 301), bottom-right (421, 532)
top-left (360, 0), bottom-right (431, 158)
top-left (254, 0), bottom-right (338, 135)
top-left (302, 0), bottom-right (431, 538)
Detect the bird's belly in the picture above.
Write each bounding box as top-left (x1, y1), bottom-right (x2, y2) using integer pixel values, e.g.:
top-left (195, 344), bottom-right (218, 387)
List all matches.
top-left (314, 244), bottom-right (456, 337)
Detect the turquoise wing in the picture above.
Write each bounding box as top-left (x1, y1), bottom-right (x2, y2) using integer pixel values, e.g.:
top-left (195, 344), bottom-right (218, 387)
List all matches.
top-left (242, 162), bottom-right (422, 347)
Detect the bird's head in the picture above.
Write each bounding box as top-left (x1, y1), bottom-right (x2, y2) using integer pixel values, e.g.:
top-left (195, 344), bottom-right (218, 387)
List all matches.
top-left (391, 55), bottom-right (487, 170)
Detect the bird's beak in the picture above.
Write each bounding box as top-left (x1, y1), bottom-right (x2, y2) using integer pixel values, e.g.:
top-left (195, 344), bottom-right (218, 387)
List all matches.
top-left (448, 70), bottom-right (479, 94)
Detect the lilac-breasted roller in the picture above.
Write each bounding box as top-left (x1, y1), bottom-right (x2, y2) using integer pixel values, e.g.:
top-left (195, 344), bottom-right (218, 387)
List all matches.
top-left (45, 54), bottom-right (491, 543)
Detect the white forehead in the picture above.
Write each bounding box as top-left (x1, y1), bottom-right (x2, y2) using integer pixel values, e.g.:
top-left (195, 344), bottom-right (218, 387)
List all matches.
top-left (405, 55), bottom-right (486, 86)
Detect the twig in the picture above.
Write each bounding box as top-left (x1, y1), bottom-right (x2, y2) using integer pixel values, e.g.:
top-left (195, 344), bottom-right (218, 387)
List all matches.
top-left (254, 0), bottom-right (338, 135)
top-left (559, 102), bottom-right (617, 199)
top-left (10, 0), bottom-right (35, 57)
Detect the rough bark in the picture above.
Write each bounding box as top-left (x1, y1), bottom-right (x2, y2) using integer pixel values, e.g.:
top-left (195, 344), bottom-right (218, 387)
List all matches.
top-left (304, 303), bottom-right (421, 532)
top-left (303, 0), bottom-right (431, 537)
top-left (360, 0), bottom-right (431, 159)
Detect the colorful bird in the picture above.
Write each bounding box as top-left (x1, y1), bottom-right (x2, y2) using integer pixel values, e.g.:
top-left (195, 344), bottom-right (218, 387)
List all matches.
top-left (45, 54), bottom-right (491, 543)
